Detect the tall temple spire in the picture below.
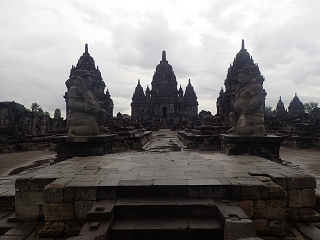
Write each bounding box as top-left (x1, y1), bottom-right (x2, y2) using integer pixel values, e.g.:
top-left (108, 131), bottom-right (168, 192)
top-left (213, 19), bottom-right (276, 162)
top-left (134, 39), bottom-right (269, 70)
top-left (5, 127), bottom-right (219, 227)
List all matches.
top-left (242, 39), bottom-right (245, 50)
top-left (85, 43), bottom-right (88, 54)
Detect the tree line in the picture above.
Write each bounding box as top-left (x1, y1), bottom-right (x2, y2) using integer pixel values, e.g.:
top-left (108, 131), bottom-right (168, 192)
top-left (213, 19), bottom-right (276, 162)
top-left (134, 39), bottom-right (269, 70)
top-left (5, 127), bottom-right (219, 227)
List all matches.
top-left (0, 101), bottom-right (61, 119)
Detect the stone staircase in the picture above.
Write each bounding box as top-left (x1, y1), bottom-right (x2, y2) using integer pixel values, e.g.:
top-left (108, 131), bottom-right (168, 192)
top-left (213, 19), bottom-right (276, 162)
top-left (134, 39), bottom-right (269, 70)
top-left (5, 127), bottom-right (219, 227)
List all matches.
top-left (71, 197), bottom-right (256, 240)
top-left (112, 197), bottom-right (222, 240)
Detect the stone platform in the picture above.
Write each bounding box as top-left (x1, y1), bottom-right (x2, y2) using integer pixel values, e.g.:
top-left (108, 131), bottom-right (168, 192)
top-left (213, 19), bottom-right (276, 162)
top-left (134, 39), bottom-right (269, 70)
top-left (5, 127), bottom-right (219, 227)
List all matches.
top-left (53, 134), bottom-right (116, 158)
top-left (0, 146), bottom-right (319, 239)
top-left (0, 150), bottom-right (317, 239)
top-left (220, 134), bottom-right (283, 161)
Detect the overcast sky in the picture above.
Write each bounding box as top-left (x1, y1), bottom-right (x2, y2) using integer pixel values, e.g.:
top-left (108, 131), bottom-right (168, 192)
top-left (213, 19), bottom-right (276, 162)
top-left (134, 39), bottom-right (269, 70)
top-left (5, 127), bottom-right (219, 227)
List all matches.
top-left (1, 0), bottom-right (320, 118)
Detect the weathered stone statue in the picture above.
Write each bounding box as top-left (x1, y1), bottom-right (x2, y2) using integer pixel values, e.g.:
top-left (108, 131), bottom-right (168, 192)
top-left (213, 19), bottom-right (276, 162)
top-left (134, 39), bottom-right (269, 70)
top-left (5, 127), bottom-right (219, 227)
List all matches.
top-left (65, 70), bottom-right (108, 136)
top-left (227, 65), bottom-right (266, 136)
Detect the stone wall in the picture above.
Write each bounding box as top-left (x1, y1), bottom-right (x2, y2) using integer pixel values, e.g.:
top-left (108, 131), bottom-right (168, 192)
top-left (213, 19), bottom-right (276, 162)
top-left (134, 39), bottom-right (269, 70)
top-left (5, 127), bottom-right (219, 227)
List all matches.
top-left (233, 174), bottom-right (317, 236)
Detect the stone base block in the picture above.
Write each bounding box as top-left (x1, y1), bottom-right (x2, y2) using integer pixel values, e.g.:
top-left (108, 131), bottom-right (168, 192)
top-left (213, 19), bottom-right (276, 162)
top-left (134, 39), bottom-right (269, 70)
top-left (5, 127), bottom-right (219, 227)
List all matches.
top-left (220, 134), bottom-right (282, 161)
top-left (53, 134), bottom-right (116, 158)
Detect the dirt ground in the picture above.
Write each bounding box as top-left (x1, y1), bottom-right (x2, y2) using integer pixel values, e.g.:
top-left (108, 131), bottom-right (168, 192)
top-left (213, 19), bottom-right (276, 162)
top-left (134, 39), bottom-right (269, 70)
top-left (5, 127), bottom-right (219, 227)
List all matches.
top-left (0, 150), bottom-right (56, 176)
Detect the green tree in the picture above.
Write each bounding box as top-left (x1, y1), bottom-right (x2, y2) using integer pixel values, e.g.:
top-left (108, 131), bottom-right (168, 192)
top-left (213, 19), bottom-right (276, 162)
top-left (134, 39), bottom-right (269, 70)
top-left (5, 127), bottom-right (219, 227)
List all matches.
top-left (38, 107), bottom-right (45, 116)
top-left (16, 103), bottom-right (30, 113)
top-left (0, 108), bottom-right (8, 118)
top-left (44, 111), bottom-right (50, 117)
top-left (54, 109), bottom-right (61, 119)
top-left (31, 102), bottom-right (40, 112)
top-left (265, 106), bottom-right (273, 117)
top-left (304, 101), bottom-right (318, 114)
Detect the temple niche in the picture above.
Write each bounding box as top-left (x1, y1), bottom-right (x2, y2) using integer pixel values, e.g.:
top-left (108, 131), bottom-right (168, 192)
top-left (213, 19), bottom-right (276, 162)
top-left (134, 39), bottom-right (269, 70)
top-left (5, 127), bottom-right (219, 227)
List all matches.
top-left (217, 39), bottom-right (266, 120)
top-left (131, 51), bottom-right (198, 128)
top-left (66, 44), bottom-right (113, 120)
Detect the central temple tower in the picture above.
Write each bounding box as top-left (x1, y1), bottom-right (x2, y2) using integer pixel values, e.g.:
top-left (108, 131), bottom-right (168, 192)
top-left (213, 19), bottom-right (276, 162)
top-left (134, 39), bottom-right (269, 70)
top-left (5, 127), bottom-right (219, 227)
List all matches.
top-left (131, 51), bottom-right (198, 128)
top-left (150, 51), bottom-right (179, 118)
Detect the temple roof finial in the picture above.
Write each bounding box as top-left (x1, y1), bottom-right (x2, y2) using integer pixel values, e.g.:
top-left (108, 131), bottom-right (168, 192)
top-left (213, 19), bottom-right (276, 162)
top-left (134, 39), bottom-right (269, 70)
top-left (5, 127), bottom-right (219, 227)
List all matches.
top-left (242, 39), bottom-right (245, 50)
top-left (138, 79), bottom-right (140, 85)
top-left (295, 92), bottom-right (297, 97)
top-left (279, 96), bottom-right (282, 101)
top-left (162, 50), bottom-right (166, 62)
top-left (85, 43), bottom-right (88, 54)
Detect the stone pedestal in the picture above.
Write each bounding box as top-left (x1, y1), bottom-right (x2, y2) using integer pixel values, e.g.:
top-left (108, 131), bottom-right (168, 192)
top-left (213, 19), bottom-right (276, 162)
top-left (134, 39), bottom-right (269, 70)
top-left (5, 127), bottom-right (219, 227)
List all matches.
top-left (220, 134), bottom-right (282, 161)
top-left (53, 134), bottom-right (116, 158)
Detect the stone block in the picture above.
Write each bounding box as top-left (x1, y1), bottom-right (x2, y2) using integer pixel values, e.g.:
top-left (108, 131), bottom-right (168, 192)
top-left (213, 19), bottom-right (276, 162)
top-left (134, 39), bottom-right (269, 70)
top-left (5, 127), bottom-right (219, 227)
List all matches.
top-left (15, 178), bottom-right (30, 192)
top-left (252, 219), bottom-right (271, 236)
top-left (288, 189), bottom-right (302, 208)
top-left (30, 177), bottom-right (56, 192)
top-left (236, 200), bottom-right (254, 218)
top-left (64, 186), bottom-right (76, 202)
top-left (45, 203), bottom-right (75, 221)
top-left (87, 200), bottom-right (115, 222)
top-left (269, 219), bottom-right (286, 237)
top-left (44, 184), bottom-right (64, 203)
top-left (15, 205), bottom-right (40, 218)
top-left (287, 176), bottom-right (316, 189)
top-left (268, 184), bottom-right (287, 199)
top-left (79, 221), bottom-right (111, 239)
top-left (75, 187), bottom-right (97, 201)
top-left (254, 199), bottom-right (286, 219)
top-left (286, 208), bottom-right (299, 221)
top-left (15, 192), bottom-right (44, 206)
top-left (224, 219), bottom-right (257, 240)
top-left (297, 208), bottom-right (320, 221)
top-left (38, 221), bottom-right (65, 237)
top-left (241, 186), bottom-right (260, 200)
top-left (75, 201), bottom-right (93, 220)
top-left (302, 189), bottom-right (316, 207)
top-left (65, 221), bottom-right (86, 237)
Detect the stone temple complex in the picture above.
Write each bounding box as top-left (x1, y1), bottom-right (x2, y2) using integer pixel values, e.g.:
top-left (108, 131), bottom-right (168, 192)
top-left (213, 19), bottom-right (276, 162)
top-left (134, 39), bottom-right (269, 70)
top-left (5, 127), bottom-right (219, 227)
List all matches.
top-left (65, 44), bottom-right (114, 120)
top-left (217, 40), bottom-right (266, 120)
top-left (131, 51), bottom-right (198, 128)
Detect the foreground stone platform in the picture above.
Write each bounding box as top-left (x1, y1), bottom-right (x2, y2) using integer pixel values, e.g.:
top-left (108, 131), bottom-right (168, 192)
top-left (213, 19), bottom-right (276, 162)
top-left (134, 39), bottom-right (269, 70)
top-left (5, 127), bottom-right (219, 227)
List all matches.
top-left (0, 150), bottom-right (318, 239)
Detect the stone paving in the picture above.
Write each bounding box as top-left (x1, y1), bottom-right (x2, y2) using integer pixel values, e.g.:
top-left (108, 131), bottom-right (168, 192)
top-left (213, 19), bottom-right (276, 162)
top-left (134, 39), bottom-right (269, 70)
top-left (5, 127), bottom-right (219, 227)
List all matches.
top-left (0, 130), bottom-right (319, 239)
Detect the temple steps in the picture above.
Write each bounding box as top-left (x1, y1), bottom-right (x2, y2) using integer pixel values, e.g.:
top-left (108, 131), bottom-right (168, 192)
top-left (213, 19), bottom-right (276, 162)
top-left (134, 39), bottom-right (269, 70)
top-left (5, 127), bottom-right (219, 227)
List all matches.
top-left (75, 197), bottom-right (253, 240)
top-left (111, 216), bottom-right (222, 240)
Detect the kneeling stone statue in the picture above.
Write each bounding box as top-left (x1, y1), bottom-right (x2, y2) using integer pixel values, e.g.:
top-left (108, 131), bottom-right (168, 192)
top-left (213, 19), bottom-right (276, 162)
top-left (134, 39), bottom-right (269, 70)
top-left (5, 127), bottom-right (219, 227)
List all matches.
top-left (227, 65), bottom-right (266, 136)
top-left (65, 70), bottom-right (108, 136)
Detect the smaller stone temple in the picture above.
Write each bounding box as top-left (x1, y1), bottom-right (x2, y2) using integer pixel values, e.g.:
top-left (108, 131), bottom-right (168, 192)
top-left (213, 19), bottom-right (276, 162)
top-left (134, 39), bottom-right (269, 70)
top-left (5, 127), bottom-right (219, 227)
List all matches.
top-left (131, 51), bottom-right (198, 128)
top-left (274, 96), bottom-right (287, 116)
top-left (65, 44), bottom-right (113, 120)
top-left (288, 93), bottom-right (305, 115)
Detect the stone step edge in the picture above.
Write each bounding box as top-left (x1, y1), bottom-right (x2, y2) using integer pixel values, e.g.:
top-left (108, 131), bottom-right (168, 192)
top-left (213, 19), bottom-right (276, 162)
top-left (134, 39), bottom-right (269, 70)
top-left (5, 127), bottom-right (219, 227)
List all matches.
top-left (114, 197), bottom-right (217, 207)
top-left (111, 216), bottom-right (223, 231)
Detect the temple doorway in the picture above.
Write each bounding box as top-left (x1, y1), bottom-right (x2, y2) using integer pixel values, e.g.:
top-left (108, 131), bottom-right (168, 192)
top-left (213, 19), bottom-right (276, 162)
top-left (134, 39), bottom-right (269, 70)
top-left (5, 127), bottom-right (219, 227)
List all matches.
top-left (163, 106), bottom-right (167, 117)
